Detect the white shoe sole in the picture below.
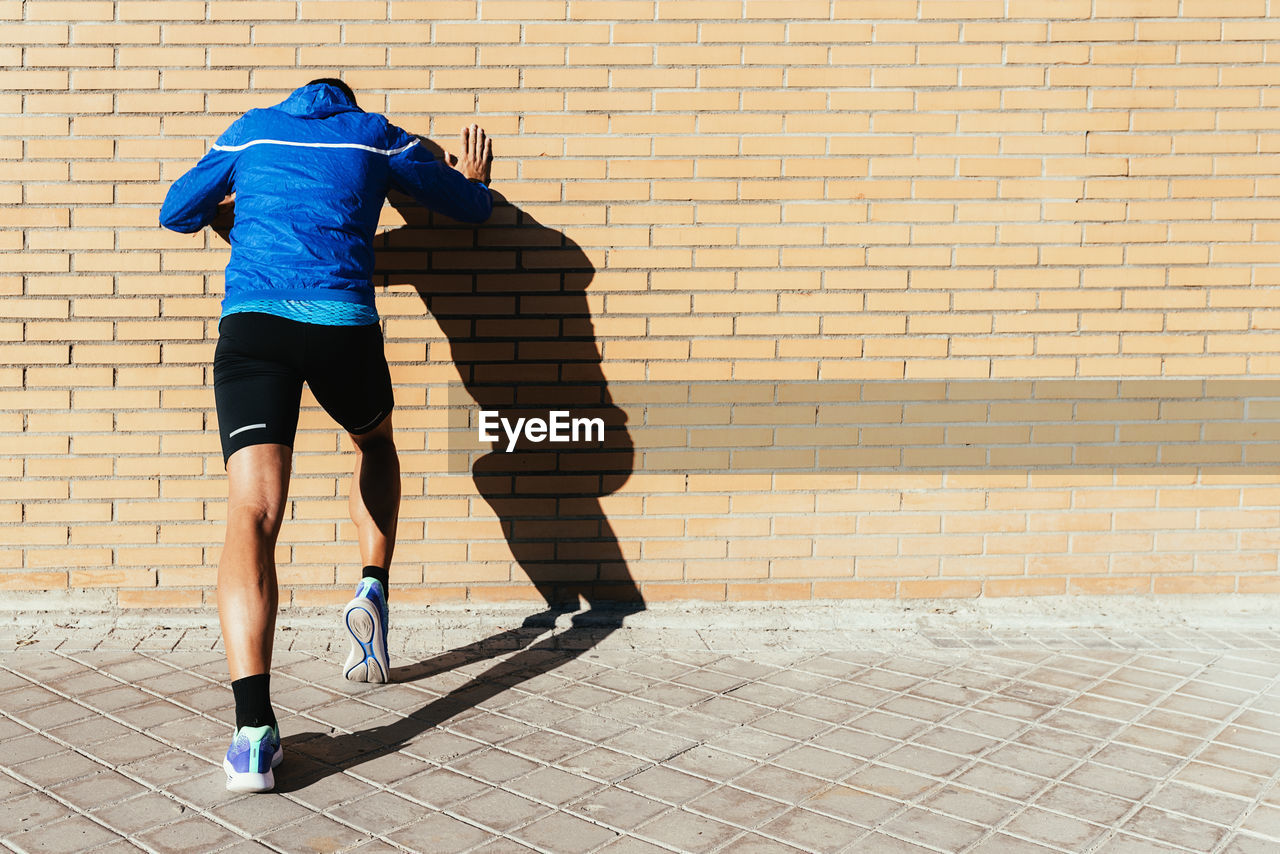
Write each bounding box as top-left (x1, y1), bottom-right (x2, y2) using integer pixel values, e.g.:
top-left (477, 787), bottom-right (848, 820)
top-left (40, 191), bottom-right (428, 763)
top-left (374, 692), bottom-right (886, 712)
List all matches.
top-left (343, 597), bottom-right (389, 683)
top-left (224, 744), bottom-right (283, 793)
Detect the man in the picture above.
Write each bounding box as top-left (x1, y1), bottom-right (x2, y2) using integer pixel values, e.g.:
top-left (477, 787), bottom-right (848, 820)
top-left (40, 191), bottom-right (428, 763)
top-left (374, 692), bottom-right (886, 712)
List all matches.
top-left (160, 78), bottom-right (493, 793)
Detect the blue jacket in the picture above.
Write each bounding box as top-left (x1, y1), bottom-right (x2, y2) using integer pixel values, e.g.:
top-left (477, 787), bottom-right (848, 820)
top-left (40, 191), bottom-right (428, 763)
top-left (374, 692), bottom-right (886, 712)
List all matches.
top-left (159, 82), bottom-right (492, 314)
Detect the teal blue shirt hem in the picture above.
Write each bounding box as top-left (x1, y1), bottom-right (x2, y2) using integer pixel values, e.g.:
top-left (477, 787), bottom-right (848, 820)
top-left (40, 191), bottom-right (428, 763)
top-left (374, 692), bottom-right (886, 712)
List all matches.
top-left (222, 299), bottom-right (380, 326)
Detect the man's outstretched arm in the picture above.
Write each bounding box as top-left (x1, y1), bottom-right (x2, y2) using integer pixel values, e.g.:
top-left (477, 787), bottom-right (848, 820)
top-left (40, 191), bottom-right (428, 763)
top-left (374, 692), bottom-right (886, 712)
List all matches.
top-left (387, 124), bottom-right (494, 224)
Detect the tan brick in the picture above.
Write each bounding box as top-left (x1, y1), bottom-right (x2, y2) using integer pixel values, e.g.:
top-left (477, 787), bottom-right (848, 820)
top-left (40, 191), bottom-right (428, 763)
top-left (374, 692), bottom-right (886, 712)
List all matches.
top-left (1068, 576), bottom-right (1151, 595)
top-left (0, 571), bottom-right (68, 590)
top-left (72, 69), bottom-right (159, 89)
top-left (631, 0), bottom-right (709, 16)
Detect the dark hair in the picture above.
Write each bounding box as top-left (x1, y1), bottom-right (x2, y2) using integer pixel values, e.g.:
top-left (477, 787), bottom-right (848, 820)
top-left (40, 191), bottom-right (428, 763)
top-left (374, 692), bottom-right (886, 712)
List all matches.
top-left (307, 77), bottom-right (356, 103)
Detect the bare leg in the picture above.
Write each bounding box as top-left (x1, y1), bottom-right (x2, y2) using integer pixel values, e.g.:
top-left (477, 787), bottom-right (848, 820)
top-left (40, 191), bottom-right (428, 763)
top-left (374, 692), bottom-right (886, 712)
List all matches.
top-left (348, 415), bottom-right (400, 570)
top-left (218, 443), bottom-right (292, 680)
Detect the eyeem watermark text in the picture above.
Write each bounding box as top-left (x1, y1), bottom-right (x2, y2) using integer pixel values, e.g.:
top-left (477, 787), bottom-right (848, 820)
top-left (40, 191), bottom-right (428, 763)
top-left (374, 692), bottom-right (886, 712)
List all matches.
top-left (479, 410), bottom-right (606, 452)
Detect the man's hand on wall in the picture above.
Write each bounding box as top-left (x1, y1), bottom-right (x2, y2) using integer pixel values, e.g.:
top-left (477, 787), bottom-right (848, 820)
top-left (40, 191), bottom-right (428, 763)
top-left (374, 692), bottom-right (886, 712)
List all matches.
top-left (446, 124), bottom-right (492, 185)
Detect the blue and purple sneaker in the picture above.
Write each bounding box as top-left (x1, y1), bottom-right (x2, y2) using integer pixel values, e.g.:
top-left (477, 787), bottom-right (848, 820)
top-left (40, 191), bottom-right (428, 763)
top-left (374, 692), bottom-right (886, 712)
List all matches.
top-left (343, 578), bottom-right (389, 683)
top-left (223, 724), bottom-right (282, 793)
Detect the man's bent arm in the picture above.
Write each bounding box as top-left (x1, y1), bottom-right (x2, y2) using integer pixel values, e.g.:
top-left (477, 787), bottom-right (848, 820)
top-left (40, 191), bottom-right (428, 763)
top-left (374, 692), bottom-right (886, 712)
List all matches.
top-left (160, 147), bottom-right (236, 234)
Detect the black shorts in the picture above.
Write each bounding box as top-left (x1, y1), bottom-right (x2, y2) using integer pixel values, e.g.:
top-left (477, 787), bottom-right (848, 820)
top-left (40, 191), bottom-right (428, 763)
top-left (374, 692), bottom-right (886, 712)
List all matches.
top-left (213, 312), bottom-right (395, 465)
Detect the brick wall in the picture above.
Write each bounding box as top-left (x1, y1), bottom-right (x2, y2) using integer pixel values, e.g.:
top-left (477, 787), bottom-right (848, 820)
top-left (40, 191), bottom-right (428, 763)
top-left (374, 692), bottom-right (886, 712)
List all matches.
top-left (5, 0), bottom-right (1280, 609)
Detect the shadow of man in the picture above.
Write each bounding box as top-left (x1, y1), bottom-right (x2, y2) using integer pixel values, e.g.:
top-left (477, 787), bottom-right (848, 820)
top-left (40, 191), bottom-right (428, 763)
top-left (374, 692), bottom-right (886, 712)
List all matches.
top-left (273, 145), bottom-right (647, 790)
top-left (379, 175), bottom-right (645, 624)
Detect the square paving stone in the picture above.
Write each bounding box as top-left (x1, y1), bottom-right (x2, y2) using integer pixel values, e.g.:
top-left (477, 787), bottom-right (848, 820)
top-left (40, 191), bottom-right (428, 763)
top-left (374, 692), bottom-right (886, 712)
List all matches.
top-left (95, 655), bottom-right (174, 683)
top-left (844, 764), bottom-right (936, 801)
top-left (0, 733), bottom-right (64, 766)
top-left (506, 765), bottom-right (600, 806)
top-left (514, 810), bottom-right (619, 853)
top-left (559, 747), bottom-right (651, 783)
top-left (623, 766), bottom-right (717, 805)
top-left (348, 751), bottom-right (434, 787)
top-left (1147, 781), bottom-right (1250, 827)
top-left (343, 841), bottom-right (406, 854)
top-left (1221, 832), bottom-right (1280, 854)
top-left (751, 711), bottom-right (832, 741)
top-left (274, 769), bottom-right (376, 812)
top-left (1064, 764), bottom-right (1160, 802)
top-left (208, 792), bottom-right (314, 835)
top-left (86, 731), bottom-right (179, 767)
top-left (452, 788), bottom-right (552, 833)
top-left (1004, 806), bottom-right (1110, 851)
top-left (15, 750), bottom-right (104, 789)
top-left (0, 773), bottom-right (32, 802)
top-left (636, 808), bottom-right (741, 854)
top-left (1173, 761), bottom-right (1269, 800)
top-left (603, 728), bottom-right (696, 763)
top-left (986, 743), bottom-right (1080, 779)
top-left (589, 836), bottom-right (672, 853)
top-left (328, 790), bottom-right (429, 835)
top-left (395, 767), bottom-right (490, 809)
top-left (650, 710), bottom-right (739, 743)
top-left (955, 762), bottom-right (1049, 801)
top-left (135, 816), bottom-right (242, 853)
top-left (402, 729), bottom-right (485, 765)
top-left (135, 670), bottom-right (209, 696)
top-left (552, 712), bottom-right (632, 744)
top-left (262, 815), bottom-right (371, 852)
top-left (668, 745), bottom-right (759, 783)
top-left (83, 686), bottom-right (154, 714)
top-left (1122, 805), bottom-right (1228, 852)
top-left (112, 701), bottom-right (193, 731)
top-left (2, 814), bottom-right (121, 853)
top-left (165, 767), bottom-right (236, 810)
top-left (759, 807), bottom-right (866, 853)
top-left (116, 745), bottom-right (210, 788)
top-left (1240, 803), bottom-right (1280, 839)
top-left (923, 785), bottom-right (1018, 827)
top-left (0, 716), bottom-right (30, 743)
top-left (686, 785), bottom-right (788, 829)
top-left (734, 764), bottom-right (832, 806)
top-left (569, 787), bottom-right (668, 831)
top-left (500, 730), bottom-right (590, 765)
top-left (811, 726), bottom-right (897, 761)
top-left (881, 807), bottom-right (988, 851)
top-left (1094, 832), bottom-right (1196, 853)
top-left (387, 811), bottom-right (496, 852)
top-left (45, 717), bottom-right (131, 748)
top-left (470, 839), bottom-right (540, 853)
top-left (881, 744), bottom-right (971, 778)
top-left (801, 783), bottom-right (900, 829)
top-left (1095, 742), bottom-right (1188, 779)
top-left (448, 748), bottom-right (539, 784)
top-left (0, 793), bottom-right (72, 836)
top-left (967, 832), bottom-right (1061, 854)
top-left (448, 712), bottom-right (538, 747)
top-left (12, 699), bottom-right (95, 732)
top-left (1032, 782), bottom-right (1136, 827)
top-left (702, 727), bottom-right (795, 762)
top-left (91, 792), bottom-right (189, 836)
top-left (717, 834), bottom-right (808, 853)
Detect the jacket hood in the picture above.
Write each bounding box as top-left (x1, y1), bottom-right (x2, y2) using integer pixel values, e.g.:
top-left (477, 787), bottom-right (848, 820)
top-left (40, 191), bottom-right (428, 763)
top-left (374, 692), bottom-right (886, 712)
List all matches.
top-left (274, 82), bottom-right (361, 119)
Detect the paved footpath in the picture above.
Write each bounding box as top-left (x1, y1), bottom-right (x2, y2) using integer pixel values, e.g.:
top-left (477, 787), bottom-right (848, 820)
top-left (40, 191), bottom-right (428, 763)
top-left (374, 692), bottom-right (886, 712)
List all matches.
top-left (1, 598), bottom-right (1279, 854)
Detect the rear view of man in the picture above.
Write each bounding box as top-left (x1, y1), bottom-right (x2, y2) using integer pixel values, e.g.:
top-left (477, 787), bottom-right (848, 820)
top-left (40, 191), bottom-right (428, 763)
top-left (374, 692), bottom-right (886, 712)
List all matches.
top-left (159, 78), bottom-right (493, 792)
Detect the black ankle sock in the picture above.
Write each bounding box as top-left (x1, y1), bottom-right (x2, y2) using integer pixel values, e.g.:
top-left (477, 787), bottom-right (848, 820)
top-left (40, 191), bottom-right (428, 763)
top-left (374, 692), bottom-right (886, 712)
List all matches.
top-left (231, 673), bottom-right (277, 732)
top-left (362, 565), bottom-right (389, 599)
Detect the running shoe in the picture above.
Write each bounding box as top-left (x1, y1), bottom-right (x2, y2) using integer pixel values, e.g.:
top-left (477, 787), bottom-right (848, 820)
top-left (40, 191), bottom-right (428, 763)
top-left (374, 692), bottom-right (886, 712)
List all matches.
top-left (343, 578), bottom-right (390, 683)
top-left (223, 724), bottom-right (282, 793)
